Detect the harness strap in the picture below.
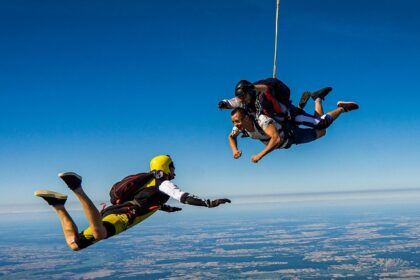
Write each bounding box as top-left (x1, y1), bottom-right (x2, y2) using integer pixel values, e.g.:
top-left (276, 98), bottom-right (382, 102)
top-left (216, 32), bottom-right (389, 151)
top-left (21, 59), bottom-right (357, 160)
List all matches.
top-left (100, 200), bottom-right (159, 224)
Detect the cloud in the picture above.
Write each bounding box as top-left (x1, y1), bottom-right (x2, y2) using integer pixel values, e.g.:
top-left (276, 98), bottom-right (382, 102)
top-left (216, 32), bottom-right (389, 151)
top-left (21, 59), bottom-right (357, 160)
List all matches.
top-left (73, 269), bottom-right (115, 280)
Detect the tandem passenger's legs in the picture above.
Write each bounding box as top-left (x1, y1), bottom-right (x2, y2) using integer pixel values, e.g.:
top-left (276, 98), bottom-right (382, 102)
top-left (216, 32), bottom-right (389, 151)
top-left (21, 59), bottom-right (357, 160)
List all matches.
top-left (325, 101), bottom-right (359, 121)
top-left (293, 100), bottom-right (359, 130)
top-left (313, 101), bottom-right (359, 130)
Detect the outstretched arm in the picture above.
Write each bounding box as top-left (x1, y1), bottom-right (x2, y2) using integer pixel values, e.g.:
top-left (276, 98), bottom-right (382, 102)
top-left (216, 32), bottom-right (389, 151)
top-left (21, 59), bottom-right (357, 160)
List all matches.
top-left (218, 97), bottom-right (242, 109)
top-left (159, 181), bottom-right (231, 208)
top-left (251, 123), bottom-right (282, 163)
top-left (181, 193), bottom-right (231, 208)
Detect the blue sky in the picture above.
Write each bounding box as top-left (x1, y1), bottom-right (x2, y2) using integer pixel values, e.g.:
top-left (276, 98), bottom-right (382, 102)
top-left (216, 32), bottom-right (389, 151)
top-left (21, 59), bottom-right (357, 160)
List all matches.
top-left (1, 0), bottom-right (419, 205)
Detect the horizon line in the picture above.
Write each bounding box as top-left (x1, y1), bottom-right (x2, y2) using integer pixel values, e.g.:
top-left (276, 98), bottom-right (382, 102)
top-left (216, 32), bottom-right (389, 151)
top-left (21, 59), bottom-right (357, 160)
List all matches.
top-left (1, 187), bottom-right (420, 215)
top-left (226, 187), bottom-right (420, 198)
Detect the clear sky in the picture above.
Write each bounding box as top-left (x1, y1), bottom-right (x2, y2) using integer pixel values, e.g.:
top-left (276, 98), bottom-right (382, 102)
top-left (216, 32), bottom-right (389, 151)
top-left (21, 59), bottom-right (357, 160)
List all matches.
top-left (1, 0), bottom-right (419, 205)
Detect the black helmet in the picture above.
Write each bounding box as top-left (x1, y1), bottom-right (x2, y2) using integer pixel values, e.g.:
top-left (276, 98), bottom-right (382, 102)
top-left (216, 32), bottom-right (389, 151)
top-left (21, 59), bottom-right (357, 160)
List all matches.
top-left (235, 80), bottom-right (255, 97)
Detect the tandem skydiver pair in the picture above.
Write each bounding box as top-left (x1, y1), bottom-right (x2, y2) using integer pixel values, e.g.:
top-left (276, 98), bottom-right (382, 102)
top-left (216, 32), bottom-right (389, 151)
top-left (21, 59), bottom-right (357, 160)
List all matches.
top-left (218, 78), bottom-right (359, 163)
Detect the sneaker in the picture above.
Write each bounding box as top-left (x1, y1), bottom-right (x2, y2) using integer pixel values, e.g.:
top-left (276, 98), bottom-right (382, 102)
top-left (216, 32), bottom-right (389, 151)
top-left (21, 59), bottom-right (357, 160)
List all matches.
top-left (34, 190), bottom-right (67, 206)
top-left (298, 91), bottom-right (311, 109)
top-left (337, 101), bottom-right (359, 112)
top-left (311, 87), bottom-right (333, 101)
top-left (58, 172), bottom-right (82, 191)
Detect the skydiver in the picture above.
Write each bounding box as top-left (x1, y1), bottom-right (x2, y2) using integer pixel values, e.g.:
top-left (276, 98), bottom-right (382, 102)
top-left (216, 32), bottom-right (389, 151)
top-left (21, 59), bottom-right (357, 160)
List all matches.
top-left (228, 100), bottom-right (358, 163)
top-left (34, 155), bottom-right (231, 251)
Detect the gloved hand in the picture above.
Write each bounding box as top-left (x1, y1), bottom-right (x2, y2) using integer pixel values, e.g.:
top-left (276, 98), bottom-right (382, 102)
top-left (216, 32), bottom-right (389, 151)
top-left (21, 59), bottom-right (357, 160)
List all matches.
top-left (160, 204), bottom-right (182, 212)
top-left (218, 101), bottom-right (229, 109)
top-left (206, 198), bottom-right (231, 208)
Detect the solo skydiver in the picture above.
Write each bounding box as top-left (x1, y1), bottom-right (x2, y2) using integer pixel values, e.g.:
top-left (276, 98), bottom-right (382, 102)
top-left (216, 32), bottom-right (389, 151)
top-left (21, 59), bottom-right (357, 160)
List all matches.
top-left (34, 155), bottom-right (231, 251)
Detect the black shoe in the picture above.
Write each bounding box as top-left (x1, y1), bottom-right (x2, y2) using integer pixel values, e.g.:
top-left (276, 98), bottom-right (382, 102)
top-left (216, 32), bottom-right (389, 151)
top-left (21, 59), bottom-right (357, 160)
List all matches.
top-left (337, 101), bottom-right (359, 112)
top-left (311, 87), bottom-right (333, 101)
top-left (58, 172), bottom-right (82, 191)
top-left (298, 91), bottom-right (311, 109)
top-left (34, 190), bottom-right (67, 206)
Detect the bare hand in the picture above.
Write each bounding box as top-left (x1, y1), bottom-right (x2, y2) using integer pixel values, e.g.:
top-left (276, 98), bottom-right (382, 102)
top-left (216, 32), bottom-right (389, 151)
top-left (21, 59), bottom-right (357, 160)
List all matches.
top-left (251, 154), bottom-right (261, 163)
top-left (233, 150), bottom-right (242, 159)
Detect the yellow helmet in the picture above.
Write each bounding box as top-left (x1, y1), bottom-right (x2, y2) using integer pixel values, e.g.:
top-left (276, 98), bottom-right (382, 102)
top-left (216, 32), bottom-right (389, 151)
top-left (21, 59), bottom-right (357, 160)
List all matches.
top-left (150, 155), bottom-right (174, 176)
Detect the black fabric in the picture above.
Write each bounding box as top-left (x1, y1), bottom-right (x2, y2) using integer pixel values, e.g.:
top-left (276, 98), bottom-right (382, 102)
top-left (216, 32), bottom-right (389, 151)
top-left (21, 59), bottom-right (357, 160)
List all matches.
top-left (102, 221), bottom-right (116, 237)
top-left (75, 231), bottom-right (95, 250)
top-left (254, 78), bottom-right (291, 106)
top-left (104, 173), bottom-right (170, 219)
top-left (160, 204), bottom-right (182, 212)
top-left (75, 221), bottom-right (116, 250)
top-left (75, 236), bottom-right (91, 250)
top-left (180, 193), bottom-right (209, 207)
top-left (314, 118), bottom-right (332, 129)
top-left (101, 193), bottom-right (168, 221)
top-left (132, 186), bottom-right (170, 210)
top-left (109, 172), bottom-right (154, 205)
top-left (100, 201), bottom-right (137, 217)
top-left (252, 78), bottom-right (292, 122)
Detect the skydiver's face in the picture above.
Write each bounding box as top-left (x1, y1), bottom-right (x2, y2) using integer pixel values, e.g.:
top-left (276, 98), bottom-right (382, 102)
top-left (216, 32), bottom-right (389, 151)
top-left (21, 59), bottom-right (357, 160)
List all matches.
top-left (231, 112), bottom-right (252, 131)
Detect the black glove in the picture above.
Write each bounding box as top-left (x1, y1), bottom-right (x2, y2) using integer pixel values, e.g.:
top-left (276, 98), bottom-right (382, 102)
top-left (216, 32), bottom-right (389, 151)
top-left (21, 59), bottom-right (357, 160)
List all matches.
top-left (160, 204), bottom-right (182, 212)
top-left (218, 101), bottom-right (230, 109)
top-left (206, 198), bottom-right (231, 208)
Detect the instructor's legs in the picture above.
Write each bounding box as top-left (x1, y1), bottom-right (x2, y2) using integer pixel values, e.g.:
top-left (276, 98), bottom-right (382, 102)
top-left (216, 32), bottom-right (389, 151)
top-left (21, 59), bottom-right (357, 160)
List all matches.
top-left (314, 98), bottom-right (324, 117)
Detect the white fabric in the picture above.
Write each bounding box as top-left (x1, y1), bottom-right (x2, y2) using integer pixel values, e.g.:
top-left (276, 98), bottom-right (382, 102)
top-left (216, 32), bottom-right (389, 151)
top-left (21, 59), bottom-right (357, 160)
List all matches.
top-left (224, 97), bottom-right (245, 109)
top-left (293, 114), bottom-right (321, 126)
top-left (158, 180), bottom-right (185, 202)
top-left (231, 114), bottom-right (283, 141)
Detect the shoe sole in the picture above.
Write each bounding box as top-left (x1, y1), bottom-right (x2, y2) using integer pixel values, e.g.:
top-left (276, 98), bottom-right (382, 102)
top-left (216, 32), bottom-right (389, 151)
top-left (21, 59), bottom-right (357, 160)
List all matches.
top-left (337, 101), bottom-right (359, 106)
top-left (337, 101), bottom-right (359, 111)
top-left (312, 87), bottom-right (332, 100)
top-left (34, 190), bottom-right (68, 199)
top-left (299, 92), bottom-right (311, 108)
top-left (58, 172), bottom-right (82, 180)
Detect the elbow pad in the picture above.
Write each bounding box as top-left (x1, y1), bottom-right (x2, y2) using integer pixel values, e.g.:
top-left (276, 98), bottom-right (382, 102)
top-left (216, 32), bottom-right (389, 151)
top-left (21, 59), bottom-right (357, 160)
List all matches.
top-left (180, 193), bottom-right (210, 207)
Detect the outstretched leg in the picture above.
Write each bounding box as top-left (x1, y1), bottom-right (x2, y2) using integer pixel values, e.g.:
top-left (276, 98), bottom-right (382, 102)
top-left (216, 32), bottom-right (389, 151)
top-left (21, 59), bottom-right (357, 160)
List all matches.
top-left (34, 190), bottom-right (80, 250)
top-left (311, 87), bottom-right (332, 116)
top-left (293, 101), bottom-right (358, 129)
top-left (59, 172), bottom-right (107, 242)
top-left (326, 101), bottom-right (359, 120)
top-left (54, 205), bottom-right (80, 250)
top-left (299, 87), bottom-right (332, 112)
